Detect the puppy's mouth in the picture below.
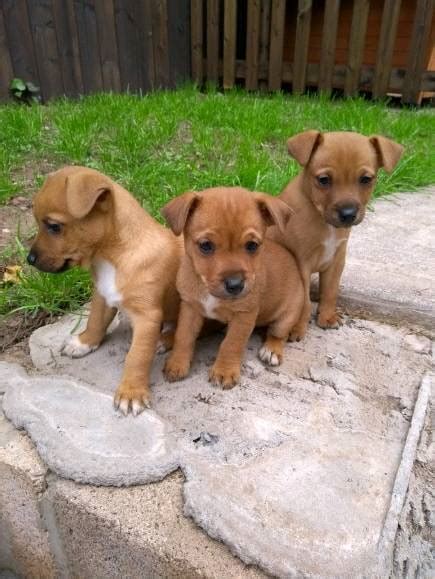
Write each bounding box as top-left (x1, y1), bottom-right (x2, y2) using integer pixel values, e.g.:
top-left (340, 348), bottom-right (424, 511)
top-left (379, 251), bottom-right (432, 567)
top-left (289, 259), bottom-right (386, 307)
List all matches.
top-left (34, 259), bottom-right (73, 274)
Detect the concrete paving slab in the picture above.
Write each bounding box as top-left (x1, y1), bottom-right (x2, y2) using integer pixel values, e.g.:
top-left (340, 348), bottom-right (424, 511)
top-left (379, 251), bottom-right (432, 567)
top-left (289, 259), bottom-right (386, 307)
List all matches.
top-left (2, 369), bottom-right (179, 486)
top-left (341, 189), bottom-right (435, 334)
top-left (3, 313), bottom-right (432, 577)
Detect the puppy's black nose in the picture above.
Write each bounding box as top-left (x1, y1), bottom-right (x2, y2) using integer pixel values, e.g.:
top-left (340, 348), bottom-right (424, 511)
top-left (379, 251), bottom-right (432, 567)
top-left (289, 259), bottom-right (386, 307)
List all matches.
top-left (26, 252), bottom-right (37, 266)
top-left (224, 275), bottom-right (245, 296)
top-left (337, 205), bottom-right (358, 225)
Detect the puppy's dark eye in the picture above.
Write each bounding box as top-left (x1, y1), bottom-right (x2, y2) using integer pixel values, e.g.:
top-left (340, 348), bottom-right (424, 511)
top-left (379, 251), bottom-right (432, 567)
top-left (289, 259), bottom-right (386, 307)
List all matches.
top-left (317, 175), bottom-right (331, 187)
top-left (45, 222), bottom-right (62, 235)
top-left (245, 241), bottom-right (259, 254)
top-left (359, 175), bottom-right (373, 185)
top-left (198, 240), bottom-right (215, 255)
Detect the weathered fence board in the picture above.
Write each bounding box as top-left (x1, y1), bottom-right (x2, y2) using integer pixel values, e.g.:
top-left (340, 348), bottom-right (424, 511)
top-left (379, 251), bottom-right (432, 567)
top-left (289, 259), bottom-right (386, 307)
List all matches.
top-left (268, 0), bottom-right (286, 90)
top-left (207, 0), bottom-right (220, 83)
top-left (245, 0), bottom-right (261, 90)
top-left (52, 0), bottom-right (84, 96)
top-left (344, 0), bottom-right (370, 97)
top-left (74, 0), bottom-right (104, 93)
top-left (0, 7), bottom-right (13, 99)
top-left (402, 0), bottom-right (434, 104)
top-left (318, 0), bottom-right (341, 94)
top-left (293, 0), bottom-right (313, 94)
top-left (372, 0), bottom-right (403, 99)
top-left (95, 0), bottom-right (121, 92)
top-left (223, 0), bottom-right (237, 88)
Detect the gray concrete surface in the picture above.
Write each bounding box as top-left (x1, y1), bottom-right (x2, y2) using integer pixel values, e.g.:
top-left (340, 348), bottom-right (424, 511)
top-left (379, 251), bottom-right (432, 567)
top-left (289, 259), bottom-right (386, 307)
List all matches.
top-left (2, 313), bottom-right (433, 577)
top-left (341, 189), bottom-right (435, 334)
top-left (0, 189), bottom-right (434, 578)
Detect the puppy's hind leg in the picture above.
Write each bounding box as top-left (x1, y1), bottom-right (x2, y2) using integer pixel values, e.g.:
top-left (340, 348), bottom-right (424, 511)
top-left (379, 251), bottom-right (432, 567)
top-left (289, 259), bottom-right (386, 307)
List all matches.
top-left (62, 291), bottom-right (116, 358)
top-left (288, 268), bottom-right (311, 342)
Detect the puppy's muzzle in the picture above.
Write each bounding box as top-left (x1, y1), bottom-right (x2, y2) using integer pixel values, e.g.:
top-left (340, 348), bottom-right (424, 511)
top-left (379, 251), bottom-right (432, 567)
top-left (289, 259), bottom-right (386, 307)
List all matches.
top-left (224, 275), bottom-right (245, 297)
top-left (27, 250), bottom-right (70, 273)
top-left (336, 204), bottom-right (359, 226)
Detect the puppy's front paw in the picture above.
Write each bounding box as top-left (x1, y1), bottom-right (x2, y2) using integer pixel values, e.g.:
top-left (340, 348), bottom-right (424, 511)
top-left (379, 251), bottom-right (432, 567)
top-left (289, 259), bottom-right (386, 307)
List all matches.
top-left (163, 355), bottom-right (190, 382)
top-left (156, 330), bottom-right (175, 355)
top-left (209, 363), bottom-right (240, 390)
top-left (62, 335), bottom-right (99, 358)
top-left (258, 346), bottom-right (282, 367)
top-left (317, 311), bottom-right (343, 330)
top-left (114, 382), bottom-right (151, 416)
top-left (288, 323), bottom-right (308, 342)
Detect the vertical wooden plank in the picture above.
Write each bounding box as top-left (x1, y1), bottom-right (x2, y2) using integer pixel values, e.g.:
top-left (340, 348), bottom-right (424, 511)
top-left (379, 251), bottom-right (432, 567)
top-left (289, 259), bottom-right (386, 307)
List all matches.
top-left (191, 0), bottom-right (204, 84)
top-left (0, 6), bottom-right (14, 99)
top-left (259, 0), bottom-right (271, 85)
top-left (223, 0), bottom-right (237, 88)
top-left (167, 0), bottom-right (191, 86)
top-left (152, 0), bottom-right (170, 88)
top-left (245, 0), bottom-right (261, 89)
top-left (372, 0), bottom-right (402, 99)
top-left (207, 0), bottom-right (219, 83)
top-left (74, 0), bottom-right (103, 93)
top-left (344, 0), bottom-right (370, 97)
top-left (26, 0), bottom-right (64, 100)
top-left (318, 0), bottom-right (341, 94)
top-left (268, 0), bottom-right (286, 90)
top-left (292, 0), bottom-right (313, 94)
top-left (114, 0), bottom-right (143, 92)
top-left (52, 0), bottom-right (84, 96)
top-left (2, 0), bottom-right (39, 87)
top-left (139, 0), bottom-right (155, 91)
top-left (94, 0), bottom-right (121, 92)
top-left (402, 0), bottom-right (434, 105)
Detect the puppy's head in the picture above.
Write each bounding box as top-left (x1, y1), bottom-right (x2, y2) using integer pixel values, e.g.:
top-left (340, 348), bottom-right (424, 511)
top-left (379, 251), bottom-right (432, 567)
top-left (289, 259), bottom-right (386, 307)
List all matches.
top-left (162, 187), bottom-right (292, 300)
top-left (287, 131), bottom-right (404, 228)
top-left (28, 166), bottom-right (113, 273)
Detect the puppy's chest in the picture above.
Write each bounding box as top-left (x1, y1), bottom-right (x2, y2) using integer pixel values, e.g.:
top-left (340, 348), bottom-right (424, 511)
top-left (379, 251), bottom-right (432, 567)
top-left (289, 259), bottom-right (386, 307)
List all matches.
top-left (200, 293), bottom-right (221, 320)
top-left (318, 228), bottom-right (347, 270)
top-left (94, 260), bottom-right (123, 308)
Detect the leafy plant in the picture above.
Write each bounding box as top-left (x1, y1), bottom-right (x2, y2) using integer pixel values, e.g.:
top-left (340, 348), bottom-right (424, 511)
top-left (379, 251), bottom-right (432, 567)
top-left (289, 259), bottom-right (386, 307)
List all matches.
top-left (10, 78), bottom-right (41, 105)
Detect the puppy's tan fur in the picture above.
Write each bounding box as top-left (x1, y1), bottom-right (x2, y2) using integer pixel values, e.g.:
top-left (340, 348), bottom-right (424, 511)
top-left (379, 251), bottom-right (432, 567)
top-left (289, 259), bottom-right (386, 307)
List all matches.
top-left (162, 187), bottom-right (304, 388)
top-left (268, 131), bottom-right (404, 340)
top-left (29, 166), bottom-right (182, 415)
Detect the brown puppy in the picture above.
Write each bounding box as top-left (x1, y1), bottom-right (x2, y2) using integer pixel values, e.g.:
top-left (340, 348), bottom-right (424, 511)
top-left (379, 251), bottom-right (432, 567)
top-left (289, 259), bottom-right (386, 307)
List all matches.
top-left (161, 187), bottom-right (304, 388)
top-left (28, 166), bottom-right (182, 415)
top-left (268, 131), bottom-right (404, 340)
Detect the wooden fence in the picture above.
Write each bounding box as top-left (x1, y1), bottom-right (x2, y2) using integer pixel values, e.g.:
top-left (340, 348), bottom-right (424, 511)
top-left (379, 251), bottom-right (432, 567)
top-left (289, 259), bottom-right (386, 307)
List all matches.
top-left (0, 0), bottom-right (191, 101)
top-left (192, 0), bottom-right (435, 104)
top-left (0, 0), bottom-right (434, 105)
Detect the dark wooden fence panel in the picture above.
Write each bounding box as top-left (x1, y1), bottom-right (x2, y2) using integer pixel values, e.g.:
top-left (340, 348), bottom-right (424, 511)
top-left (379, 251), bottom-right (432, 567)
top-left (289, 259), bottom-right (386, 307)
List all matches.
top-left (318, 0), bottom-right (340, 94)
top-left (372, 0), bottom-right (403, 99)
top-left (292, 0), bottom-right (312, 95)
top-left (0, 8), bottom-right (13, 99)
top-left (52, 0), bottom-right (84, 96)
top-left (344, 0), bottom-right (370, 97)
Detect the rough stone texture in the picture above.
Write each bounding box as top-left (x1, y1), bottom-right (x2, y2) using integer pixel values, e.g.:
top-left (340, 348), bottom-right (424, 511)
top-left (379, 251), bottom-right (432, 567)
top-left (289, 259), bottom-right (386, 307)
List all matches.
top-left (3, 312), bottom-right (433, 577)
top-left (341, 189), bottom-right (435, 335)
top-left (3, 370), bottom-right (179, 486)
top-left (43, 472), bottom-right (265, 578)
top-left (0, 410), bottom-right (57, 578)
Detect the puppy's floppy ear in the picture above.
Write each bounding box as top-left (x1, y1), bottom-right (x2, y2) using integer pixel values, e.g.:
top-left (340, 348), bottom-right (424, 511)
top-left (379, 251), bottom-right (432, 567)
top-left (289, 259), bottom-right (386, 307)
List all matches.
top-left (66, 171), bottom-right (113, 219)
top-left (369, 136), bottom-right (404, 173)
top-left (255, 193), bottom-right (293, 235)
top-left (161, 192), bottom-right (200, 236)
top-left (287, 130), bottom-right (322, 166)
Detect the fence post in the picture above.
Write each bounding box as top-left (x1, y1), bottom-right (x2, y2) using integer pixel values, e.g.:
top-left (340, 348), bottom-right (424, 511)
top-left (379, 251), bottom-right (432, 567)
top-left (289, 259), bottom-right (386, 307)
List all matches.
top-left (268, 0), bottom-right (286, 90)
top-left (191, 0), bottom-right (204, 84)
top-left (318, 0), bottom-right (340, 95)
top-left (293, 0), bottom-right (312, 95)
top-left (344, 0), bottom-right (370, 97)
top-left (402, 0), bottom-right (434, 105)
top-left (245, 0), bottom-right (261, 90)
top-left (207, 0), bottom-right (219, 83)
top-left (223, 0), bottom-right (237, 88)
top-left (372, 0), bottom-right (402, 99)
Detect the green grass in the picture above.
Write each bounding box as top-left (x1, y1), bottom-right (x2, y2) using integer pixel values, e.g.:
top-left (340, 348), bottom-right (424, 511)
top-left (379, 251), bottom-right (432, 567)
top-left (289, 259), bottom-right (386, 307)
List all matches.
top-left (1, 86), bottom-right (434, 321)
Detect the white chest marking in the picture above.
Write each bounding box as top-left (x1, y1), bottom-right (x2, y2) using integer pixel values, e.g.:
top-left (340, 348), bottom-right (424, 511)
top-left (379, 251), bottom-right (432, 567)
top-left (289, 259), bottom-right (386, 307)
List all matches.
top-left (95, 260), bottom-right (122, 308)
top-left (320, 227), bottom-right (346, 268)
top-left (200, 293), bottom-right (220, 320)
